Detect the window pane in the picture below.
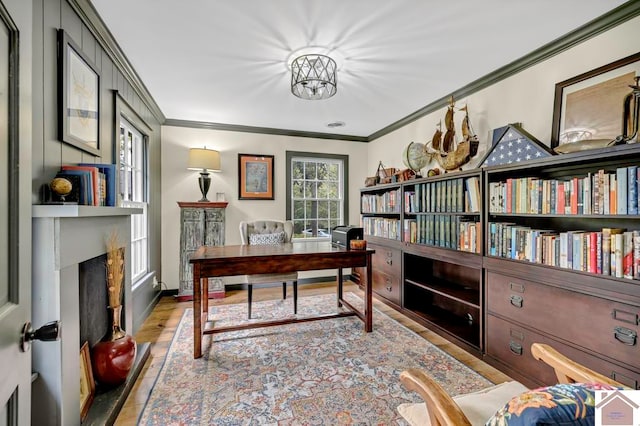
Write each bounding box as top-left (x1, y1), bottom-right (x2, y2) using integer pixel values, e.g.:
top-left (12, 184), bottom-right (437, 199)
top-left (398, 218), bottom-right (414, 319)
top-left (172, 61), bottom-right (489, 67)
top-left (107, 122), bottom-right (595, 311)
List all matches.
top-left (317, 181), bottom-right (328, 198)
top-left (305, 220), bottom-right (317, 237)
top-left (325, 181), bottom-right (338, 198)
top-left (318, 201), bottom-right (328, 219)
top-left (292, 161), bottom-right (304, 179)
top-left (304, 162), bottom-right (316, 180)
top-left (292, 220), bottom-right (305, 237)
top-left (293, 200), bottom-right (305, 220)
top-left (326, 163), bottom-right (339, 180)
top-left (292, 180), bottom-right (304, 198)
top-left (329, 200), bottom-right (339, 219)
top-left (318, 220), bottom-right (329, 236)
top-left (304, 182), bottom-right (316, 198)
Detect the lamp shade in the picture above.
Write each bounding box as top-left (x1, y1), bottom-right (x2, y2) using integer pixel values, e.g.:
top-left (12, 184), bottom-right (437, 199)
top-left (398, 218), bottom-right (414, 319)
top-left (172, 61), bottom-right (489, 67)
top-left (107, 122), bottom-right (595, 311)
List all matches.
top-left (188, 148), bottom-right (221, 171)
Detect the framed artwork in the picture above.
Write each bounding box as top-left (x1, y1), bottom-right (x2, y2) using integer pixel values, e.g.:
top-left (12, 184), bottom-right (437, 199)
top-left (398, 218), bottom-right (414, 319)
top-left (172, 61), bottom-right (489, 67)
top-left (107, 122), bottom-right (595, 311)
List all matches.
top-left (58, 29), bottom-right (101, 156)
top-left (238, 153), bottom-right (274, 200)
top-left (80, 341), bottom-right (95, 421)
top-left (551, 52), bottom-right (640, 148)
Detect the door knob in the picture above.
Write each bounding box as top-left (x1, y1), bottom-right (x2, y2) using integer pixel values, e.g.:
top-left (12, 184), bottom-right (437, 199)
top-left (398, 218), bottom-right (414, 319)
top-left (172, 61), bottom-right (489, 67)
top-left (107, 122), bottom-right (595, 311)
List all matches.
top-left (20, 321), bottom-right (61, 352)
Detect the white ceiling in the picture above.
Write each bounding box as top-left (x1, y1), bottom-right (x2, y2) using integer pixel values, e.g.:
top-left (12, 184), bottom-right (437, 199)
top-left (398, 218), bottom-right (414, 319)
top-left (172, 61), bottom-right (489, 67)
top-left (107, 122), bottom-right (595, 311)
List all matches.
top-left (91, 0), bottom-right (627, 138)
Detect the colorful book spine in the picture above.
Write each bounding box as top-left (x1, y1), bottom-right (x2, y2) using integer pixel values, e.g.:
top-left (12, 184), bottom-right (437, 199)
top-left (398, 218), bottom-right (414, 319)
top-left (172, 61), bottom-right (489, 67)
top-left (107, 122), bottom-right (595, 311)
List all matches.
top-left (628, 166), bottom-right (638, 215)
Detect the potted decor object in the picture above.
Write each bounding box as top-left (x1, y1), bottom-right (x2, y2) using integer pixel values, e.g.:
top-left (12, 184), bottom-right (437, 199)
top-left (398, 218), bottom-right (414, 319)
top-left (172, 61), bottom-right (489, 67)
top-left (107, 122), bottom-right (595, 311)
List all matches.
top-left (91, 232), bottom-right (137, 387)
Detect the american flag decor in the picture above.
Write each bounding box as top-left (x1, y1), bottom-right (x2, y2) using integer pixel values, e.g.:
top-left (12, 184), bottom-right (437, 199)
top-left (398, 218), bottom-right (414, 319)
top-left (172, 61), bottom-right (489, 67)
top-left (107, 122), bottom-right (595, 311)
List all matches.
top-left (480, 124), bottom-right (554, 167)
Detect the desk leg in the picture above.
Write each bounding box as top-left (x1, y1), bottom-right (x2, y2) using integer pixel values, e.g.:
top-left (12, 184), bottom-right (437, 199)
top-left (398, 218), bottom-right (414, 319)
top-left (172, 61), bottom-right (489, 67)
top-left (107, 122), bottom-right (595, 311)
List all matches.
top-left (203, 278), bottom-right (209, 318)
top-left (193, 264), bottom-right (202, 359)
top-left (365, 252), bottom-right (373, 332)
top-left (337, 268), bottom-right (343, 307)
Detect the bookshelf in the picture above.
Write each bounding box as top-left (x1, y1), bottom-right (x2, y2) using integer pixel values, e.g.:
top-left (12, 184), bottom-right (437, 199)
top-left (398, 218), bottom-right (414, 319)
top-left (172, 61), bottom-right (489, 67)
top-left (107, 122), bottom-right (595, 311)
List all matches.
top-left (358, 169), bottom-right (484, 354)
top-left (483, 144), bottom-right (640, 388)
top-left (359, 145), bottom-right (640, 387)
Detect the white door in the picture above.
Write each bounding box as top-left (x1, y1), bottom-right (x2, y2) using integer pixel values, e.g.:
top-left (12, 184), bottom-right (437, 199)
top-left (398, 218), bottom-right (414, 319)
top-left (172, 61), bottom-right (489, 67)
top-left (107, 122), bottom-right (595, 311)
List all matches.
top-left (0, 0), bottom-right (32, 423)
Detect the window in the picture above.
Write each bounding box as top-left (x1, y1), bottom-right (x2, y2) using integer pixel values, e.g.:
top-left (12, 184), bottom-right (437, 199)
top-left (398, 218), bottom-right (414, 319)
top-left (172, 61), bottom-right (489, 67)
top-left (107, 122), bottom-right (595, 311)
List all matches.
top-left (286, 151), bottom-right (349, 239)
top-left (119, 117), bottom-right (148, 282)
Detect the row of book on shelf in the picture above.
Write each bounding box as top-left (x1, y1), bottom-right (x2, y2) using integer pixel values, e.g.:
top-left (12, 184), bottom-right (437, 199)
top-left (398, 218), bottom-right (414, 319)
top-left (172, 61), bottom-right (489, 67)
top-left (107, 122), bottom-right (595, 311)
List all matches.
top-left (403, 216), bottom-right (481, 253)
top-left (360, 217), bottom-right (401, 240)
top-left (361, 189), bottom-right (400, 213)
top-left (488, 166), bottom-right (639, 215)
top-left (489, 222), bottom-right (640, 280)
top-left (55, 163), bottom-right (117, 206)
top-left (405, 176), bottom-right (481, 213)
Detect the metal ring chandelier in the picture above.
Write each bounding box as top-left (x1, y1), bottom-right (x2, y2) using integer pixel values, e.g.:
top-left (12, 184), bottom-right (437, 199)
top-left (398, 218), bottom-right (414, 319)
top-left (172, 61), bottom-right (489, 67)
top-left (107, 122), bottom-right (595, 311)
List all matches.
top-left (290, 54), bottom-right (337, 100)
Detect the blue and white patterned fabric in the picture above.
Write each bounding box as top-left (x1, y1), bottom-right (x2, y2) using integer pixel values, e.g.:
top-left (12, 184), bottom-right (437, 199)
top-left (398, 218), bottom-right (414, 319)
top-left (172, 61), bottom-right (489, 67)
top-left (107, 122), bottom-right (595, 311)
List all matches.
top-left (249, 231), bottom-right (286, 245)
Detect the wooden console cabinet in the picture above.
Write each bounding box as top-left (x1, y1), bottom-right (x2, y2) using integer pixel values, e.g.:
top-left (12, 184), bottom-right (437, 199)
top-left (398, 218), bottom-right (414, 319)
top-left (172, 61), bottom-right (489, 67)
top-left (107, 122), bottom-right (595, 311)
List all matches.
top-left (177, 201), bottom-right (227, 300)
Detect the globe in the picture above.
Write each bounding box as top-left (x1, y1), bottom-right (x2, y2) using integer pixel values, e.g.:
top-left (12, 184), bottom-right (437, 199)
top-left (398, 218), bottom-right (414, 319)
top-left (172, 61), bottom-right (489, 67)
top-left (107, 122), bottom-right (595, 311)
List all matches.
top-left (402, 141), bottom-right (429, 172)
top-left (50, 177), bottom-right (72, 201)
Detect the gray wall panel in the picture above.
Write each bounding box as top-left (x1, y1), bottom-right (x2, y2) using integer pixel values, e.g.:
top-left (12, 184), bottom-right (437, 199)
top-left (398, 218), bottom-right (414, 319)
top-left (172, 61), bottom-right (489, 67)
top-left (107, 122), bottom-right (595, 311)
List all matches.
top-left (32, 0), bottom-right (164, 333)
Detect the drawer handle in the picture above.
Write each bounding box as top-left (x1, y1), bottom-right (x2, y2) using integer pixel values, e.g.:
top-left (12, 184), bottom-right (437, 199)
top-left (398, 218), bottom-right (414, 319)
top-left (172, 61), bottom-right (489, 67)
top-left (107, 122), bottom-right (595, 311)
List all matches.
top-left (509, 295), bottom-right (523, 308)
top-left (385, 285), bottom-right (392, 292)
top-left (509, 341), bottom-right (523, 356)
top-left (386, 259), bottom-right (393, 265)
top-left (614, 326), bottom-right (637, 346)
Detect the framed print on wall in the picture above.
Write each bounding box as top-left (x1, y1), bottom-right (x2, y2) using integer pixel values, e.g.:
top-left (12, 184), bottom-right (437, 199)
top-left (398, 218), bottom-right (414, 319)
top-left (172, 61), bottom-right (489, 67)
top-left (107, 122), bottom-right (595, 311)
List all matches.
top-left (58, 29), bottom-right (101, 157)
top-left (238, 153), bottom-right (274, 200)
top-left (551, 51), bottom-right (640, 148)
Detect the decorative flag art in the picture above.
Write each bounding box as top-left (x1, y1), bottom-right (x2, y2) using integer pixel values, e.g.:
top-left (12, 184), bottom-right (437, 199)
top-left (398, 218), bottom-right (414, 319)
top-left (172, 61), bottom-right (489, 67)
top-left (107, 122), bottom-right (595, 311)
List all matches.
top-left (480, 124), bottom-right (554, 167)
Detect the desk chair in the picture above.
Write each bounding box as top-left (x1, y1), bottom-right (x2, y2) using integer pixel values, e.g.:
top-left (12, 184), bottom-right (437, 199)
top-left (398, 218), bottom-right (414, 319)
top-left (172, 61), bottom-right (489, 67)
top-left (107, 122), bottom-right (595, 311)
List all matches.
top-left (399, 343), bottom-right (625, 426)
top-left (239, 220), bottom-right (298, 319)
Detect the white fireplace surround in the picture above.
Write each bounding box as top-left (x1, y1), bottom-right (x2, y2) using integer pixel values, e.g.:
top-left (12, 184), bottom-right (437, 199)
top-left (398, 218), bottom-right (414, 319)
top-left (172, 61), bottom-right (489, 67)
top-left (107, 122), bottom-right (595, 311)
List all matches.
top-left (31, 205), bottom-right (141, 426)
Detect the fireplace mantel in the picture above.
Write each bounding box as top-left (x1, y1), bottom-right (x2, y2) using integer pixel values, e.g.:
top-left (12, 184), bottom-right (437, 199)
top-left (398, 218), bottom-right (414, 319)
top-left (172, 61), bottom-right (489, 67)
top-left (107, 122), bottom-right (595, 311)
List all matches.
top-left (32, 206), bottom-right (142, 425)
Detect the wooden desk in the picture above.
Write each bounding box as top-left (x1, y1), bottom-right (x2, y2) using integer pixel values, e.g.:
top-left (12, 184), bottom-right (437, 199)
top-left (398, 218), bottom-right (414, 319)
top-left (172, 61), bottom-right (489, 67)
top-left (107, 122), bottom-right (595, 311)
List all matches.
top-left (190, 242), bottom-right (374, 358)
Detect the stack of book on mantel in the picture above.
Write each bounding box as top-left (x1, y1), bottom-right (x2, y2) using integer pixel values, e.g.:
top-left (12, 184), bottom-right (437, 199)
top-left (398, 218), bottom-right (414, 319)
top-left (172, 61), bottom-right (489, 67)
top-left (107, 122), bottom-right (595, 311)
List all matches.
top-left (55, 163), bottom-right (117, 206)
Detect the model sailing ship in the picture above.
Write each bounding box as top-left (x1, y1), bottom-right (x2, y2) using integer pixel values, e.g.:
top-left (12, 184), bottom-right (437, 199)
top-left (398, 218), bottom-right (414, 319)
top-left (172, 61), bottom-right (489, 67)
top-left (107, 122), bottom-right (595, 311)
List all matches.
top-left (426, 97), bottom-right (480, 171)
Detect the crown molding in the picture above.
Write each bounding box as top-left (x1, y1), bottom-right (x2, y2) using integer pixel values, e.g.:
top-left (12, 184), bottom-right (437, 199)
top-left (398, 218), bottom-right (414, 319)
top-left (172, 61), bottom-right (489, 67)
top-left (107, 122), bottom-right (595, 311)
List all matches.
top-left (67, 0), bottom-right (165, 123)
top-left (163, 119), bottom-right (369, 142)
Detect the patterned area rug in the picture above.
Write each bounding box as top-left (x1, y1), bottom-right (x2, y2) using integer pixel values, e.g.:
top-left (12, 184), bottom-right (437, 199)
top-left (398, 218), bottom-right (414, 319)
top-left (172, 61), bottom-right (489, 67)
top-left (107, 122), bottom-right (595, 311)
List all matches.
top-left (139, 293), bottom-right (492, 425)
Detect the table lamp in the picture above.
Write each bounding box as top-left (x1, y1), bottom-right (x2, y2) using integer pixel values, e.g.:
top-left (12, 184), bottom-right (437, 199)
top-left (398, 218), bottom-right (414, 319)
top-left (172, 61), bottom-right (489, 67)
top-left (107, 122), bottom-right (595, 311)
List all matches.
top-left (188, 147), bottom-right (221, 202)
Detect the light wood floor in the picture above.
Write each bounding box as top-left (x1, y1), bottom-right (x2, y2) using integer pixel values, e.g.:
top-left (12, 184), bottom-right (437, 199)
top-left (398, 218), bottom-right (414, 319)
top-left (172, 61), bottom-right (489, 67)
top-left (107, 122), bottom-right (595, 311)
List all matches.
top-left (114, 282), bottom-right (511, 425)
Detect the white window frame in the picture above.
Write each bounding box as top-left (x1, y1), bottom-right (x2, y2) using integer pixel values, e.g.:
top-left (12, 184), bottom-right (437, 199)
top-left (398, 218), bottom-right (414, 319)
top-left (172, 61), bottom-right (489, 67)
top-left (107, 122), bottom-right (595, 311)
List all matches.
top-left (119, 117), bottom-right (148, 283)
top-left (286, 152), bottom-right (349, 241)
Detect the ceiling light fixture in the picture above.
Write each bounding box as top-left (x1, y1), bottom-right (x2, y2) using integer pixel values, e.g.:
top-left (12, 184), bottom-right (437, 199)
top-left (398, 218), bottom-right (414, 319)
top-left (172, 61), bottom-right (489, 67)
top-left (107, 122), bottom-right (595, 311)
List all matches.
top-left (291, 54), bottom-right (337, 100)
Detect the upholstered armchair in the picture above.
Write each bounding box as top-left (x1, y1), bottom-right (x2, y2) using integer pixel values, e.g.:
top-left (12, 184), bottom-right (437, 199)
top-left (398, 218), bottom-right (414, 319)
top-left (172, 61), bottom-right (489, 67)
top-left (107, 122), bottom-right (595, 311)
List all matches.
top-left (398, 343), bottom-right (625, 426)
top-left (239, 220), bottom-right (298, 319)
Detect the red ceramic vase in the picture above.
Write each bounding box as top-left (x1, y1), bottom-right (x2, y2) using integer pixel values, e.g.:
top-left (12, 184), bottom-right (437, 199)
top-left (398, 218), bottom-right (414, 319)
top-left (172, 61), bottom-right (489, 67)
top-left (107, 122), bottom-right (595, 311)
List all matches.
top-left (91, 305), bottom-right (137, 387)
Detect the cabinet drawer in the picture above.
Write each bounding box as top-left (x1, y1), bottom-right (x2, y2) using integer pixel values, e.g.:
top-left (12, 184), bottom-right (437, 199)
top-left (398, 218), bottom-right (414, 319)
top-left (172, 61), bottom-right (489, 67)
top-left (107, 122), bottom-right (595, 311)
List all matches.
top-left (486, 314), bottom-right (640, 389)
top-left (372, 269), bottom-right (401, 305)
top-left (371, 243), bottom-right (401, 275)
top-left (487, 272), bottom-right (640, 370)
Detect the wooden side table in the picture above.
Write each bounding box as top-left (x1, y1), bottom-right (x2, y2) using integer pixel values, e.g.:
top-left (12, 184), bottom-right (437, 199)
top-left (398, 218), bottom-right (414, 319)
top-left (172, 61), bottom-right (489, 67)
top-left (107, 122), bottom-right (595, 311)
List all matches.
top-left (177, 201), bottom-right (228, 301)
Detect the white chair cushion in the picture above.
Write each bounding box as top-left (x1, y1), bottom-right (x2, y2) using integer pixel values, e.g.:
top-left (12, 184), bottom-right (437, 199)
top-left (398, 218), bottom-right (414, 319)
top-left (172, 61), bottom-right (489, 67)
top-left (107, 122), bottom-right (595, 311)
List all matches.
top-left (397, 380), bottom-right (528, 426)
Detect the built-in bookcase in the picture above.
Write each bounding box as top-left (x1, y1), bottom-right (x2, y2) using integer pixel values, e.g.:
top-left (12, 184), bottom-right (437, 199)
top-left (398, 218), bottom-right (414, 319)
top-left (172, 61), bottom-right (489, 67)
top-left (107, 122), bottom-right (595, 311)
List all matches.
top-left (358, 169), bottom-right (484, 355)
top-left (358, 144), bottom-right (640, 386)
top-left (483, 143), bottom-right (640, 389)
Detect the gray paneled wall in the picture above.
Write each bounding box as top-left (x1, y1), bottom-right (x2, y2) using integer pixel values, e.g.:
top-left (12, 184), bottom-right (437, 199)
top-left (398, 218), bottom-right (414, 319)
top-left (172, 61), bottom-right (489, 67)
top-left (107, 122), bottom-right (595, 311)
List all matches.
top-left (31, 0), bottom-right (164, 331)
